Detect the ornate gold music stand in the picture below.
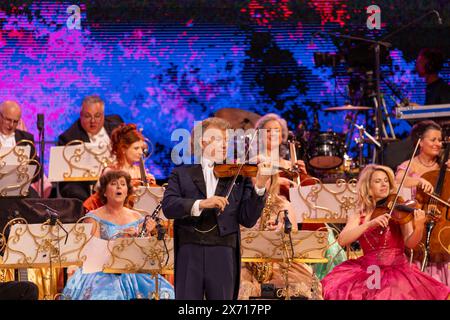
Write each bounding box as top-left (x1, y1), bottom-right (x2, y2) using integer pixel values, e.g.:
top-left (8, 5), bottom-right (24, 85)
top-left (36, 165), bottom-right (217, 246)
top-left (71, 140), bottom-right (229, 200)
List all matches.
top-left (241, 230), bottom-right (329, 300)
top-left (102, 236), bottom-right (174, 300)
top-left (0, 218), bottom-right (93, 299)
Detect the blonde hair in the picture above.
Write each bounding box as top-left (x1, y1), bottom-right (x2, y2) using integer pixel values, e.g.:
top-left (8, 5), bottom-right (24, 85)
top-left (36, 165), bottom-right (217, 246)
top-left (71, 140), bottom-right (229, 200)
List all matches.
top-left (356, 164), bottom-right (397, 213)
top-left (254, 113), bottom-right (288, 143)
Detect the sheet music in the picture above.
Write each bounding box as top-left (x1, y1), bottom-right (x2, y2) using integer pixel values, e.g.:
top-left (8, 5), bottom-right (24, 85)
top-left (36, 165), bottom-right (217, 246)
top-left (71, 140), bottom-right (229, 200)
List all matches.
top-left (81, 236), bottom-right (109, 274)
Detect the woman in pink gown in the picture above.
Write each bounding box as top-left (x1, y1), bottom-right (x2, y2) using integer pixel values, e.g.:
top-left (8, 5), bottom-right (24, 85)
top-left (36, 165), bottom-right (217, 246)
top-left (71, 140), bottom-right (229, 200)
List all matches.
top-left (321, 164), bottom-right (449, 300)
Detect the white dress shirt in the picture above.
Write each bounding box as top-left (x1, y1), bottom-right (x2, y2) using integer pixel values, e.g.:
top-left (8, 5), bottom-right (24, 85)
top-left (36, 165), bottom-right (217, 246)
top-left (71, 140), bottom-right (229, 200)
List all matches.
top-left (190, 158), bottom-right (266, 217)
top-left (88, 127), bottom-right (110, 147)
top-left (0, 133), bottom-right (16, 148)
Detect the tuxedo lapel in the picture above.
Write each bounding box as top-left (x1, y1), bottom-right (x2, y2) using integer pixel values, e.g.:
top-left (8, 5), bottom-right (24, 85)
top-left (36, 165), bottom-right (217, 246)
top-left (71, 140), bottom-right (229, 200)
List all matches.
top-left (215, 178), bottom-right (230, 197)
top-left (190, 165), bottom-right (207, 198)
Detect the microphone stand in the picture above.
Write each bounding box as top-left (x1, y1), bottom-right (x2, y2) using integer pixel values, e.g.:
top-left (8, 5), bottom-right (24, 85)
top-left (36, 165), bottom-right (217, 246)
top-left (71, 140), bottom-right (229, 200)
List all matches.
top-left (37, 114), bottom-right (45, 198)
top-left (314, 31), bottom-right (391, 164)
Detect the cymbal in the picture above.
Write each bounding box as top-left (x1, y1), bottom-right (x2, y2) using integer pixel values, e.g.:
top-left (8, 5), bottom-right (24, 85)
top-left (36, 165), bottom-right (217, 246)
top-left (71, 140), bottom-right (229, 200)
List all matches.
top-left (325, 104), bottom-right (372, 111)
top-left (215, 108), bottom-right (261, 130)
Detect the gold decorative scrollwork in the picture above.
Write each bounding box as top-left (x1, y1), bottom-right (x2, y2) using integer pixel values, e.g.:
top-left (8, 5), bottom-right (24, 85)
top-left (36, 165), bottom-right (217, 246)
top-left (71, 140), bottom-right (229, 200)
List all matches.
top-left (1, 217), bottom-right (93, 268)
top-left (0, 140), bottom-right (37, 169)
top-left (62, 140), bottom-right (114, 180)
top-left (241, 230), bottom-right (329, 262)
top-left (103, 234), bottom-right (173, 275)
top-left (297, 178), bottom-right (358, 222)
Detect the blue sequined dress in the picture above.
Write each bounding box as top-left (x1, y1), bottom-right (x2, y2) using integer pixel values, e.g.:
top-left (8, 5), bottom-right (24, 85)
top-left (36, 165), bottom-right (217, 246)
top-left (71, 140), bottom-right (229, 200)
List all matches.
top-left (62, 212), bottom-right (175, 300)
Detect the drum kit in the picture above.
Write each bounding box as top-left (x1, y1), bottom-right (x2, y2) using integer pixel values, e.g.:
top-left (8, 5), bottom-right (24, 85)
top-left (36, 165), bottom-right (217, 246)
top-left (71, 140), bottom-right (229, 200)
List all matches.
top-left (305, 104), bottom-right (387, 181)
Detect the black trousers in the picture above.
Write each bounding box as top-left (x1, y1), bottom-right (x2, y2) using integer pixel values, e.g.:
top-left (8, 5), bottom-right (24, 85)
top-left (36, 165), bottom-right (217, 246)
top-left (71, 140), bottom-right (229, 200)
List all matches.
top-left (0, 281), bottom-right (38, 300)
top-left (175, 244), bottom-right (236, 300)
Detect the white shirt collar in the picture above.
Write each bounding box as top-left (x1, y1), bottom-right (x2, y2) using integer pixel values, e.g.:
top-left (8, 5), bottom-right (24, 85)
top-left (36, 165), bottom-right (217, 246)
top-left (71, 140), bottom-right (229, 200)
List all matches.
top-left (0, 132), bottom-right (16, 147)
top-left (201, 157), bottom-right (215, 170)
top-left (88, 127), bottom-right (109, 144)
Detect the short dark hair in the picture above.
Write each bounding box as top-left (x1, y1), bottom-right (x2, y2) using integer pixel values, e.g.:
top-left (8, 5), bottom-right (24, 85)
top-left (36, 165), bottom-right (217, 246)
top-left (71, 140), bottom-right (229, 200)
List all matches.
top-left (98, 170), bottom-right (133, 205)
top-left (419, 48), bottom-right (445, 74)
top-left (411, 120), bottom-right (442, 145)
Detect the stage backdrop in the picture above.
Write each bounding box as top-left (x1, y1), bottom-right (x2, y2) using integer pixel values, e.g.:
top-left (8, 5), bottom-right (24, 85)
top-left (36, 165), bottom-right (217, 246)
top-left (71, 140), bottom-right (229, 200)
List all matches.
top-left (0, 1), bottom-right (449, 178)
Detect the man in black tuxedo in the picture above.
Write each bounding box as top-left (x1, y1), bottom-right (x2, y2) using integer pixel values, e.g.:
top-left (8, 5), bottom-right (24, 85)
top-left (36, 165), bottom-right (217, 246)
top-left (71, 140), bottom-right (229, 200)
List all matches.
top-left (0, 101), bottom-right (40, 196)
top-left (57, 95), bottom-right (123, 201)
top-left (162, 117), bottom-right (270, 300)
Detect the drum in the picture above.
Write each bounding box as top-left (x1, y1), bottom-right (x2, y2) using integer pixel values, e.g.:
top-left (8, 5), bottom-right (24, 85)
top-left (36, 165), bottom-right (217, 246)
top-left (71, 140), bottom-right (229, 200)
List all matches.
top-left (308, 132), bottom-right (344, 169)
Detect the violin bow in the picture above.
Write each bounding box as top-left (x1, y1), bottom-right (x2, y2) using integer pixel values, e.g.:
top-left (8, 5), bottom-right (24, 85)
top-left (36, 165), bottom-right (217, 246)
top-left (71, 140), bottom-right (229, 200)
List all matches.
top-left (386, 138), bottom-right (421, 219)
top-left (217, 129), bottom-right (259, 216)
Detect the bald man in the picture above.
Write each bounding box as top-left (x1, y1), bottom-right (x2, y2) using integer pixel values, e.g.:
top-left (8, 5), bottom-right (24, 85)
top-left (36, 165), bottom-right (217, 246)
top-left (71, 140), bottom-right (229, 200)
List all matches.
top-left (0, 101), bottom-right (40, 194)
top-left (57, 95), bottom-right (123, 200)
top-left (0, 101), bottom-right (29, 146)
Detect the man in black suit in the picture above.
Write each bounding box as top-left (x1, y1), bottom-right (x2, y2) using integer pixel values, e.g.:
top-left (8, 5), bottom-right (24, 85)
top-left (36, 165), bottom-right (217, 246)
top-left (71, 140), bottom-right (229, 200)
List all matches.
top-left (162, 117), bottom-right (270, 300)
top-left (0, 101), bottom-right (40, 196)
top-left (57, 95), bottom-right (123, 201)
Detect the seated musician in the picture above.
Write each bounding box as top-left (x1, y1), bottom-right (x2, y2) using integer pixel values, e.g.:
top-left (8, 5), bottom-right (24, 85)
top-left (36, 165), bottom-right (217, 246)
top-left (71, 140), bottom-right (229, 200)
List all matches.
top-left (252, 114), bottom-right (346, 280)
top-left (83, 123), bottom-right (156, 212)
top-left (0, 281), bottom-right (38, 300)
top-left (57, 95), bottom-right (123, 201)
top-left (321, 164), bottom-right (449, 300)
top-left (62, 170), bottom-right (174, 300)
top-left (238, 172), bottom-right (323, 299)
top-left (395, 120), bottom-right (450, 286)
top-left (0, 100), bottom-right (49, 197)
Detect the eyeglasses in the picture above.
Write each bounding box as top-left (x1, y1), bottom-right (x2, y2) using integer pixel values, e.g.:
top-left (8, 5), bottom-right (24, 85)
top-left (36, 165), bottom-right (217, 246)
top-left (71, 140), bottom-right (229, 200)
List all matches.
top-left (81, 112), bottom-right (104, 122)
top-left (0, 112), bottom-right (20, 125)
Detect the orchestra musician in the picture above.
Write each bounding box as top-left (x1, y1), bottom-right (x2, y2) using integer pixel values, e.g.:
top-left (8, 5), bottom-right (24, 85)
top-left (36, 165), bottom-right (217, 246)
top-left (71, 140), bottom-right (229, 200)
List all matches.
top-left (161, 117), bottom-right (269, 300)
top-left (57, 95), bottom-right (124, 201)
top-left (395, 120), bottom-right (450, 286)
top-left (62, 170), bottom-right (174, 300)
top-left (83, 123), bottom-right (156, 212)
top-left (321, 164), bottom-right (449, 300)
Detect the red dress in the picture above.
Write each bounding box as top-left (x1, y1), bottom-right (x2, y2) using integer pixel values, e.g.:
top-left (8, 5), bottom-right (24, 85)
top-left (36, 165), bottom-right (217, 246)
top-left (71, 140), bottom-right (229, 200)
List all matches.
top-left (321, 213), bottom-right (450, 300)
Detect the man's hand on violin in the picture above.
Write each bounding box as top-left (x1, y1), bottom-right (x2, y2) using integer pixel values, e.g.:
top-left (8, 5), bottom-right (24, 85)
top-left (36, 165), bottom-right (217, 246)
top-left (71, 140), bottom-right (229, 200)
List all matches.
top-left (199, 196), bottom-right (229, 211)
top-left (255, 161), bottom-right (273, 189)
top-left (418, 178), bottom-right (434, 194)
top-left (413, 209), bottom-right (426, 227)
top-left (446, 159), bottom-right (450, 169)
top-left (369, 213), bottom-right (390, 229)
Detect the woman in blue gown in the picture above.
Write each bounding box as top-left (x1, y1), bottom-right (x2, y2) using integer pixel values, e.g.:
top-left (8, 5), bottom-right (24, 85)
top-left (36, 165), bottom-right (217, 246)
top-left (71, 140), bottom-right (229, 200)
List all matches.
top-left (62, 170), bottom-right (175, 300)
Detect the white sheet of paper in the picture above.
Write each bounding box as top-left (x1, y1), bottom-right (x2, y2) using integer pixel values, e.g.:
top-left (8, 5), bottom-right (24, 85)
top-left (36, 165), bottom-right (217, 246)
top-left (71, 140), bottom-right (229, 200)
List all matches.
top-left (81, 236), bottom-right (109, 274)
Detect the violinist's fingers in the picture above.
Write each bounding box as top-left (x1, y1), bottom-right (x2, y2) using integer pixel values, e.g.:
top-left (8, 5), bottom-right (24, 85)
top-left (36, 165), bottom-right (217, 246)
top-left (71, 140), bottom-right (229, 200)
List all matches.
top-left (446, 159), bottom-right (450, 169)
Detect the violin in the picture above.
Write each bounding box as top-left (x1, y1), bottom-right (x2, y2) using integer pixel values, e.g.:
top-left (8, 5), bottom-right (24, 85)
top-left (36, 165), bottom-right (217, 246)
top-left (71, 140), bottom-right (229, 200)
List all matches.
top-left (213, 163), bottom-right (298, 179)
top-left (287, 133), bottom-right (315, 187)
top-left (371, 194), bottom-right (420, 225)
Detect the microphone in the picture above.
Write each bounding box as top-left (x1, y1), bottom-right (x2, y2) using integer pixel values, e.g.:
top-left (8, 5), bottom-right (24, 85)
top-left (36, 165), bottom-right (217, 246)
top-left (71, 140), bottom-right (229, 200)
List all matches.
top-left (432, 10), bottom-right (442, 24)
top-left (37, 114), bottom-right (44, 131)
top-left (283, 210), bottom-right (292, 234)
top-left (45, 208), bottom-right (59, 226)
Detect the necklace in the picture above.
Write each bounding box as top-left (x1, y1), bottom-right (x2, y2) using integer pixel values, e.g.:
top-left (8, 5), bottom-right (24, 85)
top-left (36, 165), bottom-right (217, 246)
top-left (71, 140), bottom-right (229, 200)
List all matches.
top-left (416, 155), bottom-right (437, 168)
